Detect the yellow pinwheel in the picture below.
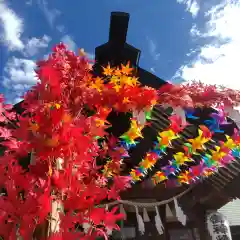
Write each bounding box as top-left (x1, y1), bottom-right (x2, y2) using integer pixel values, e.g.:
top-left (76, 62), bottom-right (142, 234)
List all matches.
top-left (188, 129), bottom-right (208, 152)
top-left (152, 171), bottom-right (167, 184)
top-left (159, 130), bottom-right (177, 141)
top-left (178, 171), bottom-right (192, 184)
top-left (130, 169), bottom-right (141, 181)
top-left (140, 153), bottom-right (157, 169)
top-left (224, 135), bottom-right (236, 149)
top-left (210, 146), bottom-right (226, 162)
top-left (121, 119), bottom-right (144, 145)
top-left (173, 152), bottom-right (193, 167)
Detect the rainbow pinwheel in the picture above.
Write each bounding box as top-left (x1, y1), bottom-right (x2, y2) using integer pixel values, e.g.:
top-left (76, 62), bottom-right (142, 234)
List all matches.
top-left (172, 152), bottom-right (193, 169)
top-left (210, 146), bottom-right (227, 163)
top-left (120, 119), bottom-right (144, 147)
top-left (156, 130), bottom-right (178, 152)
top-left (188, 129), bottom-right (209, 153)
top-left (178, 171), bottom-right (193, 184)
top-left (223, 135), bottom-right (236, 149)
top-left (130, 169), bottom-right (142, 181)
top-left (140, 152), bottom-right (159, 169)
top-left (152, 171), bottom-right (167, 184)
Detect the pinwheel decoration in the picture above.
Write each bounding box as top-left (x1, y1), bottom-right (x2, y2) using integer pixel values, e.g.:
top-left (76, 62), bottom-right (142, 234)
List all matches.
top-left (99, 63), bottom-right (240, 187)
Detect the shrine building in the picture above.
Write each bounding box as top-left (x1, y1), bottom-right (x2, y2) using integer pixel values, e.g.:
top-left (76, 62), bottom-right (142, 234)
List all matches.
top-left (91, 11), bottom-right (240, 240)
top-left (11, 11), bottom-right (240, 240)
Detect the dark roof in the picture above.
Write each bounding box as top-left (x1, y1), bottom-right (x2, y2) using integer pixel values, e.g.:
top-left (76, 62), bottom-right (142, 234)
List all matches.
top-left (13, 100), bottom-right (25, 115)
top-left (93, 12), bottom-right (240, 208)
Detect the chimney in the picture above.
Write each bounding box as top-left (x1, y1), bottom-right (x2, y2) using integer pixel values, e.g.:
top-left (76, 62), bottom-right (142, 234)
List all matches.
top-left (109, 12), bottom-right (129, 46)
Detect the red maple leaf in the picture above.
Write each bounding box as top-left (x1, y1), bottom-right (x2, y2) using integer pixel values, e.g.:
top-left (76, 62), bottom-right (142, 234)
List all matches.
top-left (104, 207), bottom-right (124, 231)
top-left (0, 127), bottom-right (12, 139)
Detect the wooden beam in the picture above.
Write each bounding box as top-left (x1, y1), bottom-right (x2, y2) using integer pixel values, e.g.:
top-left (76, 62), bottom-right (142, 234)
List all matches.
top-left (120, 183), bottom-right (187, 200)
top-left (224, 174), bottom-right (240, 199)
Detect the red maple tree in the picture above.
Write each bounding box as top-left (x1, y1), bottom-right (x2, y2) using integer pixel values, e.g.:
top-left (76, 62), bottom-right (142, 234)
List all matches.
top-left (0, 43), bottom-right (160, 240)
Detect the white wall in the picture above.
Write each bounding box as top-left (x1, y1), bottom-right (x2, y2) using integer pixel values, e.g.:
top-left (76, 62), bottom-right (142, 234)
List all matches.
top-left (219, 199), bottom-right (240, 226)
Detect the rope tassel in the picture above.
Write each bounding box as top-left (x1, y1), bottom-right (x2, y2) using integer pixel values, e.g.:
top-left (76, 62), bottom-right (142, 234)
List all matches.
top-left (174, 198), bottom-right (187, 226)
top-left (166, 204), bottom-right (174, 218)
top-left (135, 206), bottom-right (145, 235)
top-left (143, 208), bottom-right (150, 222)
top-left (120, 204), bottom-right (127, 220)
top-left (105, 204), bottom-right (113, 235)
top-left (155, 206), bottom-right (164, 235)
top-left (133, 110), bottom-right (146, 125)
top-left (174, 106), bottom-right (187, 125)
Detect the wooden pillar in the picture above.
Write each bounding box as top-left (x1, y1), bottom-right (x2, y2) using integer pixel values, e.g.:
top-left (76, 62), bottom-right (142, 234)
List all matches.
top-left (33, 221), bottom-right (49, 240)
top-left (191, 205), bottom-right (211, 240)
top-left (196, 211), bottom-right (211, 240)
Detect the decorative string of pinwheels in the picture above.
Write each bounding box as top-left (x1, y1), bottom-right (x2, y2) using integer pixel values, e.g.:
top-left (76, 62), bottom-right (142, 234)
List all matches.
top-left (152, 128), bottom-right (240, 185)
top-left (101, 105), bottom-right (240, 186)
top-left (96, 62), bottom-right (240, 187)
top-left (121, 111), bottom-right (239, 185)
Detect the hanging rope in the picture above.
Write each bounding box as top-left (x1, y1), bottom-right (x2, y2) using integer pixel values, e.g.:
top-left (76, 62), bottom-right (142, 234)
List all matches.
top-left (101, 186), bottom-right (192, 208)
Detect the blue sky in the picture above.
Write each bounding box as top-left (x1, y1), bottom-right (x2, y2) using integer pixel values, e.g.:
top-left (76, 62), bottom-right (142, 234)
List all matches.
top-left (0, 0), bottom-right (239, 103)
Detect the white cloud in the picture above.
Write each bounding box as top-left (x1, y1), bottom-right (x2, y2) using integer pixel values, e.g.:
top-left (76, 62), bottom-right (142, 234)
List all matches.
top-left (3, 57), bottom-right (37, 87)
top-left (177, 0), bottom-right (200, 18)
top-left (56, 25), bottom-right (65, 33)
top-left (37, 0), bottom-right (61, 28)
top-left (26, 0), bottom-right (32, 5)
top-left (0, 1), bottom-right (24, 51)
top-left (0, 1), bottom-right (51, 55)
top-left (24, 35), bottom-right (51, 57)
top-left (43, 53), bottom-right (50, 60)
top-left (173, 1), bottom-right (240, 90)
top-left (60, 38), bottom-right (94, 59)
top-left (0, 1), bottom-right (51, 103)
top-left (2, 57), bottom-right (38, 103)
top-left (190, 24), bottom-right (201, 37)
top-left (186, 49), bottom-right (198, 57)
top-left (146, 37), bottom-right (161, 61)
top-left (150, 67), bottom-right (156, 73)
top-left (61, 35), bottom-right (77, 52)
